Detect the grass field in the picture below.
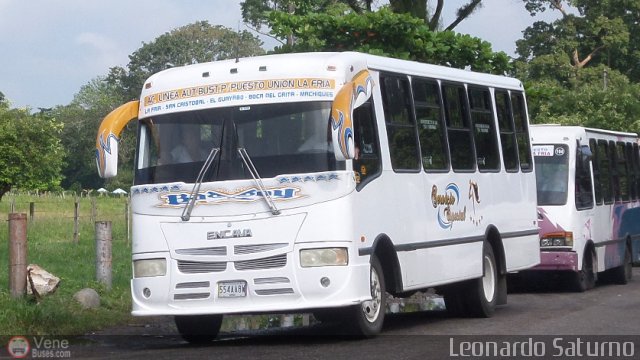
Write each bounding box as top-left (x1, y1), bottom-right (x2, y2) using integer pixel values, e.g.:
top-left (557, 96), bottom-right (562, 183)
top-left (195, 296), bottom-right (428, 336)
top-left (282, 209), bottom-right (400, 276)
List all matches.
top-left (0, 193), bottom-right (132, 337)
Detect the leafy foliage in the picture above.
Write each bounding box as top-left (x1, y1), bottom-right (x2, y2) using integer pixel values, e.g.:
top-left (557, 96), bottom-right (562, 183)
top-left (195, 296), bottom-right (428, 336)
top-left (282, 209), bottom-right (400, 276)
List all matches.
top-left (0, 100), bottom-right (65, 200)
top-left (267, 7), bottom-right (510, 74)
top-left (515, 0), bottom-right (640, 133)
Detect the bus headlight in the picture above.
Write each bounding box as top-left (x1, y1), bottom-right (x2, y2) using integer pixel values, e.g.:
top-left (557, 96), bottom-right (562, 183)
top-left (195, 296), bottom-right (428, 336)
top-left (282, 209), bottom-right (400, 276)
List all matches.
top-left (300, 248), bottom-right (348, 267)
top-left (133, 258), bottom-right (167, 277)
top-left (540, 232), bottom-right (573, 248)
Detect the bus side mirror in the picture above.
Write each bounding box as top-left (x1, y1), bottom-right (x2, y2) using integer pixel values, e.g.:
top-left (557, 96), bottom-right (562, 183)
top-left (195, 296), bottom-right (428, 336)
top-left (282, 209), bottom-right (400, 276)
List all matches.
top-left (330, 70), bottom-right (373, 161)
top-left (578, 145), bottom-right (593, 161)
top-left (95, 101), bottom-right (140, 178)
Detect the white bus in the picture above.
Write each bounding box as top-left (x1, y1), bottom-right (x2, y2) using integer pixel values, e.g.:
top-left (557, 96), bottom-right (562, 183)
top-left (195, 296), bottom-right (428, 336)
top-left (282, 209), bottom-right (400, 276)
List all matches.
top-left (530, 125), bottom-right (638, 291)
top-left (95, 52), bottom-right (539, 341)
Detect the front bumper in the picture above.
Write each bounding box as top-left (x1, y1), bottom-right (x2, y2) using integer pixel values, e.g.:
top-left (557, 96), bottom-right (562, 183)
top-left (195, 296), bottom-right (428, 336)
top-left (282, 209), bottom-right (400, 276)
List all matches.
top-left (131, 250), bottom-right (371, 316)
top-left (531, 250), bottom-right (578, 272)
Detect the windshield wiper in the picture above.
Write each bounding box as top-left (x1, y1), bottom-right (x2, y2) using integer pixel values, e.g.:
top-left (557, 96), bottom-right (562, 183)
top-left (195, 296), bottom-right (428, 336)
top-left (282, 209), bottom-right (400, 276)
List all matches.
top-left (181, 147), bottom-right (220, 221)
top-left (237, 148), bottom-right (280, 215)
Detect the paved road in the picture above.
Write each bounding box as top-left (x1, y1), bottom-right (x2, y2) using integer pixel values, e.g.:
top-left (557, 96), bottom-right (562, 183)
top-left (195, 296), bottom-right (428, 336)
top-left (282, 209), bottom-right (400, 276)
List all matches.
top-left (48, 269), bottom-right (640, 359)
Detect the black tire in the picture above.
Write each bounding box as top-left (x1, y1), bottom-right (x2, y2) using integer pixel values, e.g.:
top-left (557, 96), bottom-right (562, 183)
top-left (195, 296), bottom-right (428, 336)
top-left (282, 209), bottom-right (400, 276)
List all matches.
top-left (465, 244), bottom-right (498, 318)
top-left (611, 245), bottom-right (632, 285)
top-left (174, 314), bottom-right (223, 344)
top-left (344, 256), bottom-right (386, 337)
top-left (572, 249), bottom-right (596, 292)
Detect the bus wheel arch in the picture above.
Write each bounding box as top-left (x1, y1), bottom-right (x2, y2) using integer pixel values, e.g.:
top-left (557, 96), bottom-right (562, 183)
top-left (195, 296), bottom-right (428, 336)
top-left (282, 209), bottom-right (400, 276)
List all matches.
top-left (370, 234), bottom-right (403, 295)
top-left (573, 241), bottom-right (597, 292)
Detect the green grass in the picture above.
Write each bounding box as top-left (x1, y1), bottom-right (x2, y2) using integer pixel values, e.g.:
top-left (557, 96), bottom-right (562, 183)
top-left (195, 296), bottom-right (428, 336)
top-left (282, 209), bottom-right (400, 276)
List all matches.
top-left (0, 193), bottom-right (133, 337)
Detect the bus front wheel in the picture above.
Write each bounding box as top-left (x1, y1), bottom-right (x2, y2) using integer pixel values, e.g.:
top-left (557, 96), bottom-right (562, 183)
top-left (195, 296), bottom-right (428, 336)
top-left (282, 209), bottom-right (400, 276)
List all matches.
top-left (573, 249), bottom-right (596, 292)
top-left (345, 255), bottom-right (386, 337)
top-left (174, 314), bottom-right (223, 343)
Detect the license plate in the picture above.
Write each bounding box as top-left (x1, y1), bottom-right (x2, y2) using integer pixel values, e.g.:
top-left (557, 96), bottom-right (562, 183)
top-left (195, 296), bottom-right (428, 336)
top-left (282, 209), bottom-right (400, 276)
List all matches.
top-left (217, 281), bottom-right (247, 298)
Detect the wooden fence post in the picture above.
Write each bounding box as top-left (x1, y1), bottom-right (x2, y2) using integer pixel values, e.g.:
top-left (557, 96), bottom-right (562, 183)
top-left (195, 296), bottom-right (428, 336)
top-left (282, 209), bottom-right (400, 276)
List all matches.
top-left (9, 213), bottom-right (28, 298)
top-left (29, 202), bottom-right (35, 222)
top-left (95, 221), bottom-right (112, 290)
top-left (73, 199), bottom-right (80, 244)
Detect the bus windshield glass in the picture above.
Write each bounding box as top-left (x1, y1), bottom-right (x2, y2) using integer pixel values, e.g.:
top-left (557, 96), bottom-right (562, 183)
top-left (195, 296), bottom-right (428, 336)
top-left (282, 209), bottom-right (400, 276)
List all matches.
top-left (534, 144), bottom-right (569, 206)
top-left (134, 101), bottom-right (343, 185)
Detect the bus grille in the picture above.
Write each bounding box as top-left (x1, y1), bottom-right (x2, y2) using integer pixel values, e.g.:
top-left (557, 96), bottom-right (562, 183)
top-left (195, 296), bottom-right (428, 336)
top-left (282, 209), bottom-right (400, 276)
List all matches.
top-left (235, 254), bottom-right (287, 271)
top-left (255, 288), bottom-right (294, 296)
top-left (175, 246), bottom-right (227, 256)
top-left (176, 281), bottom-right (211, 289)
top-left (174, 293), bottom-right (210, 300)
top-left (178, 260), bottom-right (227, 273)
top-left (234, 243), bottom-right (288, 255)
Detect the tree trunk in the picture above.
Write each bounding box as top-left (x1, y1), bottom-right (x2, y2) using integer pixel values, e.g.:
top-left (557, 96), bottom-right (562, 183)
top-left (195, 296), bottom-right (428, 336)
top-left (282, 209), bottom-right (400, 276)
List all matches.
top-left (0, 183), bottom-right (11, 202)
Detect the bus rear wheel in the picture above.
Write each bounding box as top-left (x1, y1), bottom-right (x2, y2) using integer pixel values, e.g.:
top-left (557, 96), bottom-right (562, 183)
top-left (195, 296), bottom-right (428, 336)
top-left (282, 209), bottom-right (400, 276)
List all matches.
top-left (174, 314), bottom-right (223, 344)
top-left (345, 255), bottom-right (386, 337)
top-left (611, 245), bottom-right (632, 285)
top-left (443, 243), bottom-right (498, 318)
top-left (465, 244), bottom-right (498, 318)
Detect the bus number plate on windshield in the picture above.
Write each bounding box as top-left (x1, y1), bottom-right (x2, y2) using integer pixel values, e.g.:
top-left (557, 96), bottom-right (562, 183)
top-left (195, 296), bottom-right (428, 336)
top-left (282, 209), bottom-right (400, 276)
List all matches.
top-left (217, 281), bottom-right (247, 298)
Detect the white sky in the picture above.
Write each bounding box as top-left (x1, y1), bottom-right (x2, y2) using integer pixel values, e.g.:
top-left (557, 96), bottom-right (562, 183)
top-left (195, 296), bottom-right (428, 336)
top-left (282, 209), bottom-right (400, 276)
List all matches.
top-left (0, 0), bottom-right (558, 109)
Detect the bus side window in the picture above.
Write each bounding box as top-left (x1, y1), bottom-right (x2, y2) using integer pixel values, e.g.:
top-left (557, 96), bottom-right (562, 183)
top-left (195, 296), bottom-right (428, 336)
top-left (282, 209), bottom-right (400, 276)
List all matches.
top-left (626, 143), bottom-right (637, 200)
top-left (589, 139), bottom-right (603, 205)
top-left (631, 143), bottom-right (640, 199)
top-left (575, 142), bottom-right (594, 210)
top-left (511, 92), bottom-right (533, 172)
top-left (618, 142), bottom-right (630, 201)
top-left (442, 83), bottom-right (475, 171)
top-left (495, 90), bottom-right (519, 172)
top-left (609, 140), bottom-right (621, 201)
top-left (598, 140), bottom-right (614, 204)
top-left (353, 100), bottom-right (382, 190)
top-left (412, 78), bottom-right (449, 171)
top-left (469, 87), bottom-right (499, 171)
top-left (380, 74), bottom-right (420, 171)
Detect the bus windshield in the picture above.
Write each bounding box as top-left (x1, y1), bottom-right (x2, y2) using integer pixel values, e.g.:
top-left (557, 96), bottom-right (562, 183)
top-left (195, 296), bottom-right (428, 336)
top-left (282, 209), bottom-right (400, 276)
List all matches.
top-left (534, 144), bottom-right (569, 206)
top-left (134, 101), bottom-right (343, 185)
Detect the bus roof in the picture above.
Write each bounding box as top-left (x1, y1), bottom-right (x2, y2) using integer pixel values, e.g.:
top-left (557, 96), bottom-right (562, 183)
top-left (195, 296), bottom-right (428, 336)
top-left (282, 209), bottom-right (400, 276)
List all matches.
top-left (139, 52), bottom-right (524, 118)
top-left (531, 124), bottom-right (638, 140)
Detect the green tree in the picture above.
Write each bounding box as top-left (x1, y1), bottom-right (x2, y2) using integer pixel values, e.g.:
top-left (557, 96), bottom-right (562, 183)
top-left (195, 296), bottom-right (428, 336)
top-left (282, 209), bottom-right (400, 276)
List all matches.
top-left (267, 7), bottom-right (510, 74)
top-left (0, 100), bottom-right (65, 200)
top-left (241, 0), bottom-right (485, 41)
top-left (517, 1), bottom-right (630, 77)
top-left (108, 21), bottom-right (266, 100)
top-left (514, 0), bottom-right (640, 133)
top-left (53, 77), bottom-right (129, 192)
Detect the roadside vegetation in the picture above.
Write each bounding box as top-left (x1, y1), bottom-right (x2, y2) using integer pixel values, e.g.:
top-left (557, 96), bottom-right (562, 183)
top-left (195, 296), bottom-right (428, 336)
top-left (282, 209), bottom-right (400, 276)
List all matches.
top-left (0, 193), bottom-right (131, 337)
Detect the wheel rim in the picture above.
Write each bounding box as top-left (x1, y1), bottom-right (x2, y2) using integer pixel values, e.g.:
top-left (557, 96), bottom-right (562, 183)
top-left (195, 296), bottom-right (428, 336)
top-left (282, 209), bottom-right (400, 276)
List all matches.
top-left (482, 254), bottom-right (496, 302)
top-left (361, 266), bottom-right (382, 323)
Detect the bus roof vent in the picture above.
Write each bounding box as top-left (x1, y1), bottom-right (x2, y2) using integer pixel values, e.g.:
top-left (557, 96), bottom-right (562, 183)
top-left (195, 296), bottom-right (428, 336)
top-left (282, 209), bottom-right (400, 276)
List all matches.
top-left (202, 71), bottom-right (210, 78)
top-left (259, 66), bottom-right (267, 71)
top-left (230, 68), bottom-right (238, 74)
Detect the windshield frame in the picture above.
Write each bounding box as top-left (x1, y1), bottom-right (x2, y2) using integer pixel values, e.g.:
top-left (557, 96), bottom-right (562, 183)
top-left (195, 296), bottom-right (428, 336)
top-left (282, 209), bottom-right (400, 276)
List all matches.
top-left (534, 143), bottom-right (570, 206)
top-left (133, 101), bottom-right (344, 185)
